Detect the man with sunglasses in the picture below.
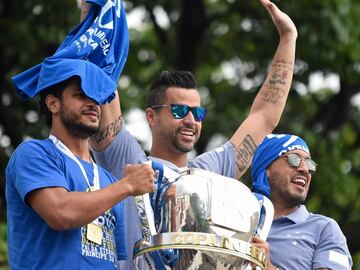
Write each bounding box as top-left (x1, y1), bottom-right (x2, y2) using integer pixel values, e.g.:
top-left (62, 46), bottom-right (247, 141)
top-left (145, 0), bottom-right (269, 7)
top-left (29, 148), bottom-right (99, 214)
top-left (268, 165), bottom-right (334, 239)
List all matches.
top-left (90, 0), bottom-right (298, 268)
top-left (250, 134), bottom-right (352, 270)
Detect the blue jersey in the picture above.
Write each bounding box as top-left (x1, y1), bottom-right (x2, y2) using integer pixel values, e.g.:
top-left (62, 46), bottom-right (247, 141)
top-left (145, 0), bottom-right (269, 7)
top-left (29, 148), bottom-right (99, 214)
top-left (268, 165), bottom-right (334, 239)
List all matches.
top-left (6, 139), bottom-right (126, 270)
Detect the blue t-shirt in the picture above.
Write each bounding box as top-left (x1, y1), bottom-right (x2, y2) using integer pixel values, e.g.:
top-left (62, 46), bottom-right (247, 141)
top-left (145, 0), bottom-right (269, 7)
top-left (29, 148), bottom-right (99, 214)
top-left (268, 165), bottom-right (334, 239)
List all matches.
top-left (6, 139), bottom-right (126, 270)
top-left (268, 205), bottom-right (352, 270)
top-left (93, 124), bottom-right (237, 269)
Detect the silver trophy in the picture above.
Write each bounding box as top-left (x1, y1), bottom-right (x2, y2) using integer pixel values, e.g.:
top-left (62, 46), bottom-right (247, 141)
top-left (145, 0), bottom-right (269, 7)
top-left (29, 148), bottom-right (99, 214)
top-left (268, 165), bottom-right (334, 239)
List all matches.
top-left (134, 167), bottom-right (273, 270)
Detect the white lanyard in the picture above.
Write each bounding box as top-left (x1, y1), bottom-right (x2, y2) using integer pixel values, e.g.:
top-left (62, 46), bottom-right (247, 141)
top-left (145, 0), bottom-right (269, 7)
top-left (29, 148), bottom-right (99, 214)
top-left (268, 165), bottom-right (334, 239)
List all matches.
top-left (49, 134), bottom-right (100, 191)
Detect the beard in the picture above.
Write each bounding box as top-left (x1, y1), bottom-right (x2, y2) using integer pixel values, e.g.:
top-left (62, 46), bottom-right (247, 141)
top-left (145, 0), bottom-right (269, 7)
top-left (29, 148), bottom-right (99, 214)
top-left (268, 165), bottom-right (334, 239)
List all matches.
top-left (272, 185), bottom-right (306, 207)
top-left (169, 128), bottom-right (200, 153)
top-left (269, 172), bottom-right (307, 207)
top-left (60, 105), bottom-right (99, 138)
top-left (171, 136), bottom-right (194, 153)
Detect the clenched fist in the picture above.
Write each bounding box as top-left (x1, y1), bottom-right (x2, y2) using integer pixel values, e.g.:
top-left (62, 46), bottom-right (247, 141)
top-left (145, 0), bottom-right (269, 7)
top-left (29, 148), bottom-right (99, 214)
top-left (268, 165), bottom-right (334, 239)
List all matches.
top-left (122, 164), bottom-right (156, 196)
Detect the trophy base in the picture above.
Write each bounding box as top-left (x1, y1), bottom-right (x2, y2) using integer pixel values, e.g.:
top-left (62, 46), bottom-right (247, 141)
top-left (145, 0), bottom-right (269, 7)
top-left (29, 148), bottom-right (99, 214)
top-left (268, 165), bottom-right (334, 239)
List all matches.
top-left (133, 232), bottom-right (266, 270)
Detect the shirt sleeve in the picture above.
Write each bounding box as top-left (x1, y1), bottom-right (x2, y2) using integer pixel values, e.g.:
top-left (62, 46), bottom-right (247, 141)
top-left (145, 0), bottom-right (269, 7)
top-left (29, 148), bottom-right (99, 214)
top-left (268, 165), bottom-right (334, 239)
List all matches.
top-left (312, 218), bottom-right (352, 270)
top-left (7, 141), bottom-right (69, 203)
top-left (92, 123), bottom-right (147, 179)
top-left (189, 141), bottom-right (236, 178)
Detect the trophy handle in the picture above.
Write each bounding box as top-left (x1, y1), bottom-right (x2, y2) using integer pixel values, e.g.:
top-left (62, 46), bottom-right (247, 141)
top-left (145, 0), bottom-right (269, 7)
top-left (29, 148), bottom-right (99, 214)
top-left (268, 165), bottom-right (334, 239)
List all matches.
top-left (134, 193), bottom-right (157, 239)
top-left (253, 193), bottom-right (274, 240)
top-left (134, 161), bottom-right (165, 239)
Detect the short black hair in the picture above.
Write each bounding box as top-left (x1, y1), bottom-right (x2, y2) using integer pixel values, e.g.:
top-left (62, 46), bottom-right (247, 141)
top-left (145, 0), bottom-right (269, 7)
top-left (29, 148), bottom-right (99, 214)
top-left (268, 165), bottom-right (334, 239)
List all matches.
top-left (146, 71), bottom-right (197, 108)
top-left (38, 77), bottom-right (78, 127)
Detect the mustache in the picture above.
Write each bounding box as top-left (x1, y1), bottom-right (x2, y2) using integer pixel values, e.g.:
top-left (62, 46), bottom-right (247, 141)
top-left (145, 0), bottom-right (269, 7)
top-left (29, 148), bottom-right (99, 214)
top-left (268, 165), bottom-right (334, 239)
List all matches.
top-left (292, 172), bottom-right (310, 182)
top-left (81, 105), bottom-right (99, 115)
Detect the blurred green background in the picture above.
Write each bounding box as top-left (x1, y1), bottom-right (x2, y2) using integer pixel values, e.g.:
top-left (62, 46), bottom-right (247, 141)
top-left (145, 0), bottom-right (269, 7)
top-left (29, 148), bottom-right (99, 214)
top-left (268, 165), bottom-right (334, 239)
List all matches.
top-left (1, 0), bottom-right (360, 268)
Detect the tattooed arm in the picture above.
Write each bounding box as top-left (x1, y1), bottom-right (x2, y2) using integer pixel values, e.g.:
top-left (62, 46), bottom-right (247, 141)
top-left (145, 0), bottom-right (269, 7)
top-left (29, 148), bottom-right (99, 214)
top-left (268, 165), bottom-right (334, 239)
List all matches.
top-left (90, 91), bottom-right (123, 151)
top-left (78, 1), bottom-right (124, 151)
top-left (231, 0), bottom-right (297, 179)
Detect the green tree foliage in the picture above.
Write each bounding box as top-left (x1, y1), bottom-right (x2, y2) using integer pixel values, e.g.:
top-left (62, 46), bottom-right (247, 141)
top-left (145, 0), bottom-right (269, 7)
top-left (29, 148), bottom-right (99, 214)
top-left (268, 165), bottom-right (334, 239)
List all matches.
top-left (0, 222), bottom-right (7, 269)
top-left (0, 0), bottom-right (359, 267)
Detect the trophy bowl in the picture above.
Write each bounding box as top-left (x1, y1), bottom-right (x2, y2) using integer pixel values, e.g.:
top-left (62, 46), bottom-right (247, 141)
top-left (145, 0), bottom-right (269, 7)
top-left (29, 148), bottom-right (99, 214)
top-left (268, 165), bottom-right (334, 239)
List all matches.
top-left (133, 168), bottom-right (272, 270)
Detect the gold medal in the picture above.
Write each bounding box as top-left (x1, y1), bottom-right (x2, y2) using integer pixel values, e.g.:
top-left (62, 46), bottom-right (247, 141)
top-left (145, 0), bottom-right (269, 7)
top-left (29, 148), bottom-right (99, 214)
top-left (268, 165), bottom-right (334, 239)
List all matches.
top-left (86, 223), bottom-right (103, 245)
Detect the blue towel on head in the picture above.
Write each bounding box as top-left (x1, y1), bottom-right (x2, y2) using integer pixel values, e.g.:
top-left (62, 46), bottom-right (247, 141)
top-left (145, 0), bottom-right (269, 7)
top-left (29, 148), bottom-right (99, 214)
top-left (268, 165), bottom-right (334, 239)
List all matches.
top-left (251, 134), bottom-right (310, 198)
top-left (12, 0), bottom-right (129, 105)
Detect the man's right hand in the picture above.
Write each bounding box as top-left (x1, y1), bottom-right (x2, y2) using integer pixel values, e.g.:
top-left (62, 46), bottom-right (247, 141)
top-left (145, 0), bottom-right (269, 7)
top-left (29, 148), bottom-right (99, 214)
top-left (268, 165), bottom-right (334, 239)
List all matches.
top-left (259, 0), bottom-right (297, 39)
top-left (121, 164), bottom-right (156, 196)
top-left (252, 235), bottom-right (279, 270)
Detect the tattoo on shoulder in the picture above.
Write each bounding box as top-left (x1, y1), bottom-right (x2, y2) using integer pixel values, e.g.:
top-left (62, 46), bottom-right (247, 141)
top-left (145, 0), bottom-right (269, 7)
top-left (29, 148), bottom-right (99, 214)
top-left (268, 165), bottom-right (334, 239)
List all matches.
top-left (91, 116), bottom-right (122, 144)
top-left (262, 58), bottom-right (292, 105)
top-left (233, 135), bottom-right (257, 177)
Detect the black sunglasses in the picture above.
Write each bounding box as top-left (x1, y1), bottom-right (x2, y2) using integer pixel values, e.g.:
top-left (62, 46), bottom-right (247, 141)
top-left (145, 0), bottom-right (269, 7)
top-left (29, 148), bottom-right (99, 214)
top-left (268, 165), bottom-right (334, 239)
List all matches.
top-left (279, 153), bottom-right (317, 174)
top-left (151, 104), bottom-right (207, 122)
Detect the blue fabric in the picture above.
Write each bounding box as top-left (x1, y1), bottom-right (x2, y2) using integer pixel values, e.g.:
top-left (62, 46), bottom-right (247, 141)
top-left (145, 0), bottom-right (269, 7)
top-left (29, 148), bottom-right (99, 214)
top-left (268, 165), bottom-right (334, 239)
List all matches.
top-left (251, 134), bottom-right (310, 198)
top-left (12, 0), bottom-right (129, 105)
top-left (5, 139), bottom-right (126, 269)
top-left (150, 160), bottom-right (164, 214)
top-left (268, 205), bottom-right (352, 270)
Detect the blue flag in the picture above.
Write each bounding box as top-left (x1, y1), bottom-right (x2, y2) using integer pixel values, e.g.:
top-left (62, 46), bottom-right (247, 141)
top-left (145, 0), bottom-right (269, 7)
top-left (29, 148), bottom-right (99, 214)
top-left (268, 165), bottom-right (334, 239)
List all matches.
top-left (251, 134), bottom-right (310, 198)
top-left (12, 0), bottom-right (129, 105)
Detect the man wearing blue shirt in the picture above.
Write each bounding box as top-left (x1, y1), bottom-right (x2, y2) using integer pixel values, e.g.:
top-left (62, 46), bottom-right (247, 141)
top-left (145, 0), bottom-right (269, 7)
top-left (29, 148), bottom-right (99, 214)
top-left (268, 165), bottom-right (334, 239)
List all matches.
top-left (6, 77), bottom-right (156, 270)
top-left (251, 134), bottom-right (353, 270)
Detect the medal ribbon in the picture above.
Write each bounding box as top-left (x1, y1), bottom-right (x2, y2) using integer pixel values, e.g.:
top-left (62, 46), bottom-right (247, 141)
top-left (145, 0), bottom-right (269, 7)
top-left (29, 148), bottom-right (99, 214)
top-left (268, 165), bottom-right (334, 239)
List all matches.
top-left (49, 134), bottom-right (100, 191)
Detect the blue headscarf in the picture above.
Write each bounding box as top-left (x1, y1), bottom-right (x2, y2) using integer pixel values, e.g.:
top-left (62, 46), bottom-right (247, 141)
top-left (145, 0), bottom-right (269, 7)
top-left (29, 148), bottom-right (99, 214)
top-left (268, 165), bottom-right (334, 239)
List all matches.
top-left (251, 134), bottom-right (310, 198)
top-left (12, 0), bottom-right (129, 105)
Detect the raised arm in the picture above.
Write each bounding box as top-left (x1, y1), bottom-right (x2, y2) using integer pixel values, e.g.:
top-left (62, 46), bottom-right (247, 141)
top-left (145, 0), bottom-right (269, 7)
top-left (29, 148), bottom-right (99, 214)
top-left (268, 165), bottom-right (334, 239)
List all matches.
top-left (90, 92), bottom-right (123, 151)
top-left (231, 0), bottom-right (297, 179)
top-left (79, 1), bottom-right (124, 151)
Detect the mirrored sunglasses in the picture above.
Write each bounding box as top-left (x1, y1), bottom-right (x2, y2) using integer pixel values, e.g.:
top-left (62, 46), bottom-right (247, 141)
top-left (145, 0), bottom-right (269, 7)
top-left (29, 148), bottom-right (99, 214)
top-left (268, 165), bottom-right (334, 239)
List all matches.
top-left (151, 104), bottom-right (207, 122)
top-left (280, 153), bottom-right (317, 174)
